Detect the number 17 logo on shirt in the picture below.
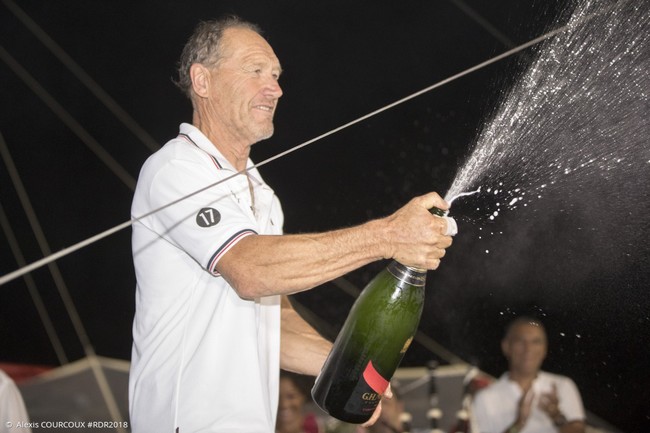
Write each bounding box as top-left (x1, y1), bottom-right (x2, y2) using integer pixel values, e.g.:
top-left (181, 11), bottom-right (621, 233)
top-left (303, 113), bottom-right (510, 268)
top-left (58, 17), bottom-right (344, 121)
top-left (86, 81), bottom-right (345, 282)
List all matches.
top-left (196, 208), bottom-right (221, 227)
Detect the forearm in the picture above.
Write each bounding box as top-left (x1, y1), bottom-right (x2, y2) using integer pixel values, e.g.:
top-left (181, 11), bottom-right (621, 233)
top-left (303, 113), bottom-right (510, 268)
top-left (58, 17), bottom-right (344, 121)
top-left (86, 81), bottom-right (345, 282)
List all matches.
top-left (503, 420), bottom-right (525, 433)
top-left (217, 219), bottom-right (389, 299)
top-left (217, 192), bottom-right (453, 299)
top-left (280, 296), bottom-right (332, 375)
top-left (558, 421), bottom-right (585, 433)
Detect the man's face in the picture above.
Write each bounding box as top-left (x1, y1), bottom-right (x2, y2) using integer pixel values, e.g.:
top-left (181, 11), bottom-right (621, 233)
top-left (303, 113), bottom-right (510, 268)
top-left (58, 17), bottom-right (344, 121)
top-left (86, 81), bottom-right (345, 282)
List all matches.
top-left (205, 27), bottom-right (283, 144)
top-left (502, 322), bottom-right (548, 376)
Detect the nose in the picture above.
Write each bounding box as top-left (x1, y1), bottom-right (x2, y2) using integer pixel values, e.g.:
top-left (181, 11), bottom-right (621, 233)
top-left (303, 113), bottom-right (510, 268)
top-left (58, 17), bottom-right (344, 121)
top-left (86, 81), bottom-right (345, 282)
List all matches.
top-left (264, 76), bottom-right (283, 99)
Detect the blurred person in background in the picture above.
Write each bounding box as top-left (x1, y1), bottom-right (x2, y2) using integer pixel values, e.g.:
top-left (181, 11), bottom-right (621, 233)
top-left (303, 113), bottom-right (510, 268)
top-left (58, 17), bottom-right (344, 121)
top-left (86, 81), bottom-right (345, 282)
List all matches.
top-left (0, 369), bottom-right (32, 433)
top-left (277, 370), bottom-right (322, 433)
top-left (472, 317), bottom-right (586, 433)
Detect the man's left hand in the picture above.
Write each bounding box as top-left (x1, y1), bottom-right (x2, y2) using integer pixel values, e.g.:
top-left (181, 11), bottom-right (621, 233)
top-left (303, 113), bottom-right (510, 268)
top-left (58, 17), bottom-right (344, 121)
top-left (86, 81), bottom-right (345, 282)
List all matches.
top-left (361, 384), bottom-right (393, 428)
top-left (539, 383), bottom-right (567, 425)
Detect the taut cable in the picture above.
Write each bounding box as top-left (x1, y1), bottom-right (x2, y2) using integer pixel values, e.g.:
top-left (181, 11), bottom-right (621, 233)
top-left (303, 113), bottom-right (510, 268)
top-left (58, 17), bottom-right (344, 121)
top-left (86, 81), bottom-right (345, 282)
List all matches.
top-left (0, 23), bottom-right (572, 287)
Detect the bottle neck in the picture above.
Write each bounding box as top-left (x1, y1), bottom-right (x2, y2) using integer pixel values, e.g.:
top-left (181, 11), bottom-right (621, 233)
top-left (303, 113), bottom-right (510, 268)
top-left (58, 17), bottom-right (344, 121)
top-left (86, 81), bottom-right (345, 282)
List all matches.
top-left (387, 261), bottom-right (427, 287)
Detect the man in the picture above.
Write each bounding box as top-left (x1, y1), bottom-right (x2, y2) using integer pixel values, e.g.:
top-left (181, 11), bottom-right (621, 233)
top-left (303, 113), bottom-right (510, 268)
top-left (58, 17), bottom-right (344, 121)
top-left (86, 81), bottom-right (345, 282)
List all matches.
top-left (129, 16), bottom-right (454, 433)
top-left (472, 317), bottom-right (586, 433)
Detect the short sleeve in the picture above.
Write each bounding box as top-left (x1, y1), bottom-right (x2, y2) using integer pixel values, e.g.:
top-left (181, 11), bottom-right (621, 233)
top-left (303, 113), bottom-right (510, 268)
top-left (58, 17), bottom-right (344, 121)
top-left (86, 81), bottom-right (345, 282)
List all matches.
top-left (144, 157), bottom-right (257, 274)
top-left (558, 377), bottom-right (586, 422)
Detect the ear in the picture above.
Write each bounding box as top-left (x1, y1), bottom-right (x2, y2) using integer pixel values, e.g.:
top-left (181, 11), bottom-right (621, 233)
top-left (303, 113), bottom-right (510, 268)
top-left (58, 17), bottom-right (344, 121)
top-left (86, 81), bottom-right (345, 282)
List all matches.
top-left (501, 338), bottom-right (509, 359)
top-left (190, 63), bottom-right (210, 98)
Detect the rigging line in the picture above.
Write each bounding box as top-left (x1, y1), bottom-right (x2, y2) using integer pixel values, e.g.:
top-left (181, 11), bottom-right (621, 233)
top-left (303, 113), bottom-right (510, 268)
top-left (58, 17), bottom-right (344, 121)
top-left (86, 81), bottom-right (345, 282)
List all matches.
top-left (0, 44), bottom-right (136, 191)
top-left (0, 131), bottom-right (127, 427)
top-left (0, 22), bottom-right (571, 286)
top-left (288, 296), bottom-right (338, 340)
top-left (1, 0), bottom-right (160, 153)
top-left (0, 130), bottom-right (94, 351)
top-left (447, 0), bottom-right (516, 48)
top-left (247, 22), bottom-right (570, 174)
top-left (0, 201), bottom-right (69, 365)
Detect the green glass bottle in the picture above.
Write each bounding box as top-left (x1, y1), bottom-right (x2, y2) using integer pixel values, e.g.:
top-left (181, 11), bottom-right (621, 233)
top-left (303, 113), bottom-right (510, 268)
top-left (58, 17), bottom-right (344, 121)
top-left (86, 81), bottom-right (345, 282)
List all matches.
top-left (311, 207), bottom-right (456, 424)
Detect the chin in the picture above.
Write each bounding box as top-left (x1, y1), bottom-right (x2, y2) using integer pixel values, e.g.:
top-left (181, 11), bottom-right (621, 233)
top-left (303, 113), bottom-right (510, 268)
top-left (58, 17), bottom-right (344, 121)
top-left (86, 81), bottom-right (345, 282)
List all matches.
top-left (255, 128), bottom-right (275, 142)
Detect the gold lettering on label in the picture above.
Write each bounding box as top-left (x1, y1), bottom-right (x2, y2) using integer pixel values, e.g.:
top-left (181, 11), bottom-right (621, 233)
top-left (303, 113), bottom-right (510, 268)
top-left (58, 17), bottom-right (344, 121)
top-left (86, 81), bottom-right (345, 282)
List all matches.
top-left (362, 392), bottom-right (380, 401)
top-left (400, 336), bottom-right (414, 353)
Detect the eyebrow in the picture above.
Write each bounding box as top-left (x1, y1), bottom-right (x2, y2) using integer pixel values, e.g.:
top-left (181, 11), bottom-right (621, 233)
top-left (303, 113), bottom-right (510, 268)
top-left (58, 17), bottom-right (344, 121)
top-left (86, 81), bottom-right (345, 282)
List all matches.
top-left (244, 57), bottom-right (283, 76)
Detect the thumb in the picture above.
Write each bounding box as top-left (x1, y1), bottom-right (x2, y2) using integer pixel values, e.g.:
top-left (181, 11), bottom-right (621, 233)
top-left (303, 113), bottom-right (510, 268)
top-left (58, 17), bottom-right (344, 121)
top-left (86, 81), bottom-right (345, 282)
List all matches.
top-left (418, 191), bottom-right (450, 212)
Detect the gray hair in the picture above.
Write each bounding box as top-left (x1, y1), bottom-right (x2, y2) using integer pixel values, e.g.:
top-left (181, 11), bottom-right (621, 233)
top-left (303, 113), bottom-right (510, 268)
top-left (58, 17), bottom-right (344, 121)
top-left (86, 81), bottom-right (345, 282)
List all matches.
top-left (174, 15), bottom-right (262, 98)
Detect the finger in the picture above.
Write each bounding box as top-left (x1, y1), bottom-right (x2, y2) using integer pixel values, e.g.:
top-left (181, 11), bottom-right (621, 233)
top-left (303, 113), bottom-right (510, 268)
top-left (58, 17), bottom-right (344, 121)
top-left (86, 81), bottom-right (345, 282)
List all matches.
top-left (419, 191), bottom-right (450, 211)
top-left (524, 389), bottom-right (535, 407)
top-left (429, 214), bottom-right (456, 239)
top-left (360, 400), bottom-right (383, 428)
top-left (433, 235), bottom-right (453, 250)
top-left (441, 215), bottom-right (458, 236)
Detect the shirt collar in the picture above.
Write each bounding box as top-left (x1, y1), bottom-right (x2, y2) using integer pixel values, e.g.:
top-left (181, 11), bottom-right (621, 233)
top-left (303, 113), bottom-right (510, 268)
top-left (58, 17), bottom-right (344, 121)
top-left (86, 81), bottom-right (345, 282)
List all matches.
top-left (179, 123), bottom-right (255, 174)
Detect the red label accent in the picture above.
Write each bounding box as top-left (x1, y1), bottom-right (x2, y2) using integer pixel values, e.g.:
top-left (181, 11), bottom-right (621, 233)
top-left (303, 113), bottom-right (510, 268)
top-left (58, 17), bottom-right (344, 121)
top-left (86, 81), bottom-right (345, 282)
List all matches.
top-left (362, 361), bottom-right (389, 394)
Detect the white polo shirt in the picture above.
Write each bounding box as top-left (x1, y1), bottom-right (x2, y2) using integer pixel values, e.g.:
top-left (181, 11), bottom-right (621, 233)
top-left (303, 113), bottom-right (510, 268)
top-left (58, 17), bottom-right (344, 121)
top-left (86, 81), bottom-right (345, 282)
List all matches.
top-left (472, 371), bottom-right (585, 433)
top-left (129, 123), bottom-right (284, 433)
top-left (1, 370), bottom-right (32, 433)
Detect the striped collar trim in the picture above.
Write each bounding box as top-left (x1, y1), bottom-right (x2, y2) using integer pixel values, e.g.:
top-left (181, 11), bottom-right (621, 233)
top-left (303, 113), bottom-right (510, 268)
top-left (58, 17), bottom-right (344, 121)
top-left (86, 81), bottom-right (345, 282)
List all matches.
top-left (178, 132), bottom-right (224, 170)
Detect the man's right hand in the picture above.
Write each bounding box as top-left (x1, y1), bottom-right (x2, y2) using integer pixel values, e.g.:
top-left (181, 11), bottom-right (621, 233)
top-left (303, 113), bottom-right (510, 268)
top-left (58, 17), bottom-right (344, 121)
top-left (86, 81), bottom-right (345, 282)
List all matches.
top-left (381, 192), bottom-right (454, 270)
top-left (510, 389), bottom-right (534, 433)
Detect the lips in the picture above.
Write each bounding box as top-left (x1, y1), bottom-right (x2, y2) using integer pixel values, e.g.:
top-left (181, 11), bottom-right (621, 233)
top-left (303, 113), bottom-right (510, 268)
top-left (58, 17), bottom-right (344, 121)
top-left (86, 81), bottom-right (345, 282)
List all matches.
top-left (277, 407), bottom-right (299, 422)
top-left (253, 104), bottom-right (274, 113)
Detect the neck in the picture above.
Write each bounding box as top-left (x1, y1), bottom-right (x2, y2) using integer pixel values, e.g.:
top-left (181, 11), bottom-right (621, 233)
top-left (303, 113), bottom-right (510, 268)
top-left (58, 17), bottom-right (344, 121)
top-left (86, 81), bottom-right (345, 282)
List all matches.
top-left (508, 371), bottom-right (538, 391)
top-left (192, 110), bottom-right (251, 172)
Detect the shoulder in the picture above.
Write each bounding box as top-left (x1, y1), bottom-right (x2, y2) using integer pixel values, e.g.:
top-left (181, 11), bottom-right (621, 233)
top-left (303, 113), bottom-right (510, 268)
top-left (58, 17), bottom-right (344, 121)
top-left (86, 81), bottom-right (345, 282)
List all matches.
top-left (143, 137), bottom-right (206, 171)
top-left (538, 371), bottom-right (581, 395)
top-left (0, 370), bottom-right (18, 394)
top-left (474, 374), bottom-right (510, 402)
top-left (137, 138), bottom-right (226, 190)
top-left (539, 371), bottom-right (575, 385)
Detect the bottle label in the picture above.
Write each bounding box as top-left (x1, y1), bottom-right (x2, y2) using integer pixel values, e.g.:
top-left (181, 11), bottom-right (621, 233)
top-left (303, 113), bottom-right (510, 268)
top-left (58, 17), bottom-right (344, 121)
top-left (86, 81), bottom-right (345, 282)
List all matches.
top-left (400, 336), bottom-right (414, 354)
top-left (362, 360), bottom-right (389, 395)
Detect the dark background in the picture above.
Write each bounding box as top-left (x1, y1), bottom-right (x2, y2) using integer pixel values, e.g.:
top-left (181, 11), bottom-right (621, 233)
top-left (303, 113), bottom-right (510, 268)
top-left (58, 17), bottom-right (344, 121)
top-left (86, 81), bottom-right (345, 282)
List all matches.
top-left (1, 1), bottom-right (648, 432)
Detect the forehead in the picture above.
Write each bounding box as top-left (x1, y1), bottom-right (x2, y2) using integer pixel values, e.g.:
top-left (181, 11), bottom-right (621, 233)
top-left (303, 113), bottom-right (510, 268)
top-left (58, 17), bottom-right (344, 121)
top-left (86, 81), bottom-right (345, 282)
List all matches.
top-left (220, 27), bottom-right (281, 66)
top-left (279, 377), bottom-right (303, 394)
top-left (509, 322), bottom-right (547, 340)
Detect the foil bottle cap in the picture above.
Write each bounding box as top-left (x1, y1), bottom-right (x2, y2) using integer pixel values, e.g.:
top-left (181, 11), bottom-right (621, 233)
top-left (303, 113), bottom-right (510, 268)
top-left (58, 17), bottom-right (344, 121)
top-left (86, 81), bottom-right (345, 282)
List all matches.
top-left (443, 216), bottom-right (458, 236)
top-left (387, 261), bottom-right (427, 287)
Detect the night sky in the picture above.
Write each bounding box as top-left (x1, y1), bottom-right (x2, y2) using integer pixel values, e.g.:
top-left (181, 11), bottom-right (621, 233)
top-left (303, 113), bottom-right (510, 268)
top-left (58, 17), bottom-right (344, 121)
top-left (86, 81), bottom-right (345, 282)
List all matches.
top-left (1, 1), bottom-right (648, 432)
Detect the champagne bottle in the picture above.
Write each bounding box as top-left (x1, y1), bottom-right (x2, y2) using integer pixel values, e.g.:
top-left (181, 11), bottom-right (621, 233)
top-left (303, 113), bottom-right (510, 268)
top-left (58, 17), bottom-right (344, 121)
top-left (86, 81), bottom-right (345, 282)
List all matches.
top-left (312, 207), bottom-right (457, 424)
